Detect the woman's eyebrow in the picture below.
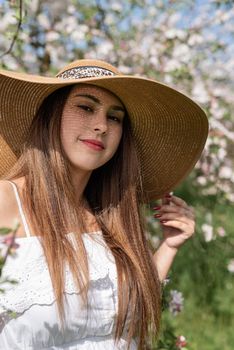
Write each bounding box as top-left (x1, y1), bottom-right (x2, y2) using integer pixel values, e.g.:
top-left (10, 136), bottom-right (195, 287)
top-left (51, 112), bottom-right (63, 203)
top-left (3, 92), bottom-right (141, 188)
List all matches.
top-left (111, 106), bottom-right (125, 112)
top-left (74, 93), bottom-right (100, 104)
top-left (73, 93), bottom-right (125, 112)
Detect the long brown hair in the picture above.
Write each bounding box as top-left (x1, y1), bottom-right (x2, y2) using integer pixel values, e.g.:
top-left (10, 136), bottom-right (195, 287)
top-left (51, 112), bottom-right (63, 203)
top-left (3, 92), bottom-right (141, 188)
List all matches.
top-left (3, 85), bottom-right (162, 349)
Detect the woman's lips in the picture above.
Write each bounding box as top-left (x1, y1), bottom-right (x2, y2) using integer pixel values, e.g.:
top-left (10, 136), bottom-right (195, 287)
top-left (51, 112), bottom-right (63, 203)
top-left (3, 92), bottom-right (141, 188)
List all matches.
top-left (80, 139), bottom-right (105, 151)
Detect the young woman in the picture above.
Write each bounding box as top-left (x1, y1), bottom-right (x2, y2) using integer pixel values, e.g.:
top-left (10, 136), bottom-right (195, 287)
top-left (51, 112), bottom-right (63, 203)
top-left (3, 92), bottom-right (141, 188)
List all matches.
top-left (0, 59), bottom-right (208, 349)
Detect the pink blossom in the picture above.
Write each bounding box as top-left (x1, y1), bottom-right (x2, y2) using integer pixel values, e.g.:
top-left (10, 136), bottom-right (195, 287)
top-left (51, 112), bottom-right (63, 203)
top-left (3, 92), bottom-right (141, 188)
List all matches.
top-left (176, 335), bottom-right (187, 349)
top-left (217, 227), bottom-right (226, 237)
top-left (2, 235), bottom-right (19, 249)
top-left (1, 234), bottom-right (20, 255)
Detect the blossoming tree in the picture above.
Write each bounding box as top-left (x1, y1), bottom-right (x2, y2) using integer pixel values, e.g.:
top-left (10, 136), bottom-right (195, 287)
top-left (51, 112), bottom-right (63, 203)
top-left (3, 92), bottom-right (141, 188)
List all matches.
top-left (0, 0), bottom-right (233, 348)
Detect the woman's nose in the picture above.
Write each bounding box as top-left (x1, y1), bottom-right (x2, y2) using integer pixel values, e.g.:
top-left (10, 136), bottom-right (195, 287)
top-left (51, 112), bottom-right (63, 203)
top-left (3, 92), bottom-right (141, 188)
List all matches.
top-left (93, 113), bottom-right (108, 134)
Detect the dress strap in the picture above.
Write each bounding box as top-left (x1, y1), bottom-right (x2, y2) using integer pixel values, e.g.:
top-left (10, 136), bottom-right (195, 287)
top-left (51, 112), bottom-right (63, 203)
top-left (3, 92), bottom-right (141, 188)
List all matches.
top-left (6, 180), bottom-right (31, 238)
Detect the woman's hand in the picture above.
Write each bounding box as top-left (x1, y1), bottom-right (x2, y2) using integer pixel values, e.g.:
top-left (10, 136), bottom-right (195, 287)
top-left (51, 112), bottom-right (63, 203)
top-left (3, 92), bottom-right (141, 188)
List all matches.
top-left (153, 193), bottom-right (195, 251)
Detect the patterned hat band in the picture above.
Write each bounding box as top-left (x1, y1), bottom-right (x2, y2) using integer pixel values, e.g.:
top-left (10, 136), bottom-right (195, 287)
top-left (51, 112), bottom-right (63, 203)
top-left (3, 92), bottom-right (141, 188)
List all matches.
top-left (57, 66), bottom-right (116, 80)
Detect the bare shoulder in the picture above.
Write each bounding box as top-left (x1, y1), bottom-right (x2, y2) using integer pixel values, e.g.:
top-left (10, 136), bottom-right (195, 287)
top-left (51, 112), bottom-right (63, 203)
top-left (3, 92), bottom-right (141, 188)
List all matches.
top-left (0, 180), bottom-right (19, 230)
top-left (0, 180), bottom-right (15, 205)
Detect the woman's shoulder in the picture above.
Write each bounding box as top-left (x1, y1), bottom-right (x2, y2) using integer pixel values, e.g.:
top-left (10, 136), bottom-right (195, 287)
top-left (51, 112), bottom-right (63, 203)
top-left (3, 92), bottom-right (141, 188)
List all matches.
top-left (0, 177), bottom-right (25, 196)
top-left (0, 179), bottom-right (16, 206)
top-left (0, 179), bottom-right (22, 231)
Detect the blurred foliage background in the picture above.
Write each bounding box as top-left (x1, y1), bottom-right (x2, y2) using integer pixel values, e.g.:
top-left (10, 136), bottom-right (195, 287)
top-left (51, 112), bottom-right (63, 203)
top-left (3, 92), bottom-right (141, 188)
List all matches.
top-left (0, 0), bottom-right (234, 349)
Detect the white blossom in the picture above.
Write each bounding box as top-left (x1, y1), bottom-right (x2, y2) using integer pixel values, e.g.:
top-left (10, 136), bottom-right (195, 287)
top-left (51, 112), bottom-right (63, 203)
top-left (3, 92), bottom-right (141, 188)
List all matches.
top-left (46, 31), bottom-right (60, 42)
top-left (201, 223), bottom-right (214, 242)
top-left (167, 13), bottom-right (182, 26)
top-left (164, 59), bottom-right (182, 72)
top-left (217, 148), bottom-right (226, 160)
top-left (150, 235), bottom-right (160, 249)
top-left (37, 13), bottom-right (51, 30)
top-left (70, 30), bottom-right (85, 42)
top-left (105, 13), bottom-right (116, 25)
top-left (165, 29), bottom-right (178, 39)
top-left (0, 12), bottom-right (17, 31)
top-left (149, 56), bottom-right (159, 67)
top-left (227, 193), bottom-right (234, 202)
top-left (173, 44), bottom-right (190, 60)
top-left (96, 41), bottom-right (114, 57)
top-left (211, 119), bottom-right (234, 141)
top-left (165, 28), bottom-right (186, 40)
top-left (65, 17), bottom-right (79, 34)
top-left (1, 56), bottom-right (19, 70)
top-left (197, 176), bottom-right (207, 186)
top-left (211, 104), bottom-right (227, 119)
top-left (22, 51), bottom-right (38, 65)
top-left (192, 80), bottom-right (210, 104)
top-left (227, 259), bottom-right (234, 273)
top-left (188, 34), bottom-right (204, 46)
top-left (148, 6), bottom-right (157, 17)
top-left (117, 65), bottom-right (132, 74)
top-left (67, 5), bottom-right (76, 14)
top-left (111, 3), bottom-right (123, 12)
top-left (219, 166), bottom-right (232, 179)
top-left (164, 74), bottom-right (173, 84)
top-left (28, 0), bottom-right (40, 13)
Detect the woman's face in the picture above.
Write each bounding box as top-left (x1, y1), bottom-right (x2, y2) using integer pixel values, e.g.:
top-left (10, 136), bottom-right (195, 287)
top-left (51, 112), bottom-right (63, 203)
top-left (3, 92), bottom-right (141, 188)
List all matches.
top-left (60, 84), bottom-right (125, 175)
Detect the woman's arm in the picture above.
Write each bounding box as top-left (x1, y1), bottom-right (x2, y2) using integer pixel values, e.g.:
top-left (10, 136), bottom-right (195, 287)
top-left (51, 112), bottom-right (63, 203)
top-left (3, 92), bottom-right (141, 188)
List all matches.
top-left (152, 194), bottom-right (195, 282)
top-left (153, 240), bottom-right (178, 282)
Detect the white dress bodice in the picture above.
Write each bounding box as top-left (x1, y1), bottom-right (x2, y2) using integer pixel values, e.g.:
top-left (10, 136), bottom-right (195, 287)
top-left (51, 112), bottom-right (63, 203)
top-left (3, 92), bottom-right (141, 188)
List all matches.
top-left (0, 181), bottom-right (137, 349)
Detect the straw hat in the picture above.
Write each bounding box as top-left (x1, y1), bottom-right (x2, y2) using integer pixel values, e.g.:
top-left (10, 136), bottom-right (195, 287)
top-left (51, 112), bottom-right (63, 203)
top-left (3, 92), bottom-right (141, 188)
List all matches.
top-left (0, 59), bottom-right (208, 201)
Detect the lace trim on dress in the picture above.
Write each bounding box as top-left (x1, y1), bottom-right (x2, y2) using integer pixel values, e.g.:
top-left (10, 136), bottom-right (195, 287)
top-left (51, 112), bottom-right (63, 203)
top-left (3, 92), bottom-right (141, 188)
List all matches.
top-left (0, 234), bottom-right (118, 315)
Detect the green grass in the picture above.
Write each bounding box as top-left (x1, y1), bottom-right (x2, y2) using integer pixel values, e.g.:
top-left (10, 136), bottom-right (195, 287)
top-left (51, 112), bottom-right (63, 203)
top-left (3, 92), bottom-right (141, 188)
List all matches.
top-left (169, 295), bottom-right (234, 350)
top-left (153, 196), bottom-right (234, 350)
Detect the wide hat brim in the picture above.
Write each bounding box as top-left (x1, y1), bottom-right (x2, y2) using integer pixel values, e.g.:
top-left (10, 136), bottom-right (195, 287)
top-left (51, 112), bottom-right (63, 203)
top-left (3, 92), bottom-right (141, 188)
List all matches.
top-left (0, 63), bottom-right (208, 201)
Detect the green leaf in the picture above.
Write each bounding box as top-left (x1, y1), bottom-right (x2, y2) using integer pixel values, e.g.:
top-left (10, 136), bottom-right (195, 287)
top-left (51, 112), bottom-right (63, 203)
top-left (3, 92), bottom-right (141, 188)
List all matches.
top-left (0, 228), bottom-right (12, 235)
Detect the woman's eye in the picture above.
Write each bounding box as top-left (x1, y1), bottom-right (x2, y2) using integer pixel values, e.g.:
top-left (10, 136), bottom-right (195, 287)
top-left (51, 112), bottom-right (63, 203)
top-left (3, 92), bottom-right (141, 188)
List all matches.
top-left (108, 115), bottom-right (121, 123)
top-left (77, 105), bottom-right (93, 112)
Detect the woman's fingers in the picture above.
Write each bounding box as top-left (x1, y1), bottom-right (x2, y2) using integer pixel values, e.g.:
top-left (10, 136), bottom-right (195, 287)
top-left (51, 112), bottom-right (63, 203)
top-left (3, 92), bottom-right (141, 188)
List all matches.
top-left (161, 194), bottom-right (172, 206)
top-left (154, 212), bottom-right (194, 223)
top-left (160, 219), bottom-right (195, 235)
top-left (156, 194), bottom-right (195, 218)
top-left (154, 205), bottom-right (194, 219)
top-left (161, 193), bottom-right (192, 210)
top-left (168, 195), bottom-right (190, 209)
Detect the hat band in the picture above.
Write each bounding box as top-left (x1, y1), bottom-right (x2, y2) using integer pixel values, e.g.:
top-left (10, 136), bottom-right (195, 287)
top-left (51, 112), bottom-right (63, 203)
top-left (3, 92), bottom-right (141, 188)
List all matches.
top-left (57, 66), bottom-right (116, 80)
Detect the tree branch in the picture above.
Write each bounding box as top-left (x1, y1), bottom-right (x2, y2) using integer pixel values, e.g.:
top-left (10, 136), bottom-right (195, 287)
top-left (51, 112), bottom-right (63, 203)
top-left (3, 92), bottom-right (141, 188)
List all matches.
top-left (0, 0), bottom-right (23, 59)
top-left (95, 0), bottom-right (114, 41)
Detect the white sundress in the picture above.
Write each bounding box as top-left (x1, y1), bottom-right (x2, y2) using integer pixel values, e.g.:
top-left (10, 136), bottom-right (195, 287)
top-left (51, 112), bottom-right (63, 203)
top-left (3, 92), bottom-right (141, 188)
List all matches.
top-left (0, 180), bottom-right (137, 350)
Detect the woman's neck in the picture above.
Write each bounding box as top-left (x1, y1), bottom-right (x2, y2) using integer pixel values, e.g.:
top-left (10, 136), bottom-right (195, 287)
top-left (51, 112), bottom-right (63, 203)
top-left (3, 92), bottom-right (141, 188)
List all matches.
top-left (69, 167), bottom-right (92, 204)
